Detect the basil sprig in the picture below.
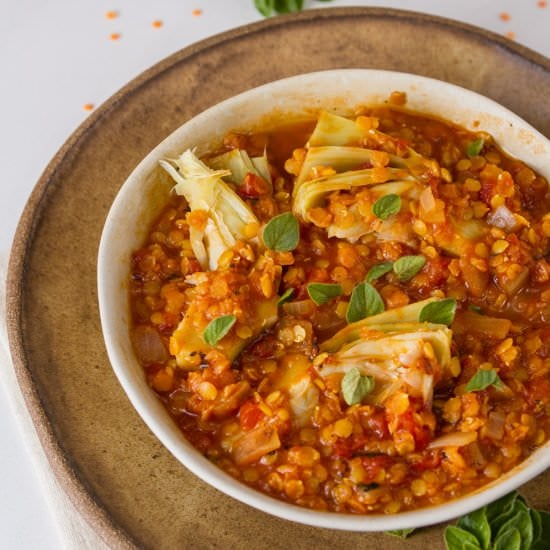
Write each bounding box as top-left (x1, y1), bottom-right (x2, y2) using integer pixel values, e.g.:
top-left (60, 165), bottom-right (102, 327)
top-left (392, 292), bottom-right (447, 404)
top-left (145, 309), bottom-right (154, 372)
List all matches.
top-left (467, 138), bottom-right (485, 158)
top-left (203, 314), bottom-right (237, 346)
top-left (262, 212), bottom-right (300, 251)
top-left (346, 282), bottom-right (384, 323)
top-left (444, 491), bottom-right (550, 550)
top-left (307, 282), bottom-right (342, 305)
top-left (393, 255), bottom-right (426, 281)
top-left (372, 193), bottom-right (401, 220)
top-left (466, 368), bottom-right (503, 392)
top-left (341, 367), bottom-right (374, 406)
top-left (366, 261), bottom-right (394, 283)
top-left (254, 0), bottom-right (304, 17)
top-left (419, 298), bottom-right (457, 326)
top-left (277, 287), bottom-right (295, 306)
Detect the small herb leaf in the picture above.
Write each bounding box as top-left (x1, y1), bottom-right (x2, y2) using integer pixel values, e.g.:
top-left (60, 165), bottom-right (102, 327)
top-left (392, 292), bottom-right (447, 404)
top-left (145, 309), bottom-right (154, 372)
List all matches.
top-left (372, 193), bottom-right (401, 220)
top-left (262, 212), bottom-right (300, 251)
top-left (493, 528), bottom-right (521, 550)
top-left (307, 283), bottom-right (342, 305)
top-left (458, 507), bottom-right (491, 550)
top-left (444, 526), bottom-right (482, 550)
top-left (346, 282), bottom-right (385, 323)
top-left (393, 255), bottom-right (426, 281)
top-left (467, 138), bottom-right (485, 158)
top-left (386, 528), bottom-right (416, 539)
top-left (469, 305), bottom-right (484, 314)
top-left (341, 367), bottom-right (374, 405)
top-left (419, 298), bottom-right (457, 326)
top-left (203, 314), bottom-right (237, 346)
top-left (277, 288), bottom-right (295, 306)
top-left (366, 262), bottom-right (394, 283)
top-left (466, 369), bottom-right (503, 392)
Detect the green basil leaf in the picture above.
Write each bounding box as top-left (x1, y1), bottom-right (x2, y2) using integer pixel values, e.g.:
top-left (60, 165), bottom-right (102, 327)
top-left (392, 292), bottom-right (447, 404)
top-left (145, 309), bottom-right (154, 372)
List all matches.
top-left (467, 138), bottom-right (485, 158)
top-left (530, 509), bottom-right (542, 547)
top-left (469, 305), bottom-right (484, 314)
top-left (372, 193), bottom-right (401, 220)
top-left (463, 543), bottom-right (482, 550)
top-left (254, 0), bottom-right (275, 16)
top-left (385, 528), bottom-right (416, 539)
top-left (444, 526), bottom-right (482, 550)
top-left (466, 369), bottom-right (503, 392)
top-left (532, 511), bottom-right (550, 550)
top-left (277, 287), bottom-right (295, 306)
top-left (274, 0), bottom-right (304, 13)
top-left (493, 528), bottom-right (521, 550)
top-left (341, 367), bottom-right (375, 406)
top-left (495, 500), bottom-right (533, 550)
top-left (307, 283), bottom-right (342, 305)
top-left (262, 212), bottom-right (300, 251)
top-left (486, 492), bottom-right (520, 525)
top-left (393, 255), bottom-right (426, 281)
top-left (366, 262), bottom-right (394, 283)
top-left (419, 298), bottom-right (457, 325)
top-left (203, 314), bottom-right (237, 346)
top-left (458, 507), bottom-right (491, 550)
top-left (346, 282), bottom-right (385, 323)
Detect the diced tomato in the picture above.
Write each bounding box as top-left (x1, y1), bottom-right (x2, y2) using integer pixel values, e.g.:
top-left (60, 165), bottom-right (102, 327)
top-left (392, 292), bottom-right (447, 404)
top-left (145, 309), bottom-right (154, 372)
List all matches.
top-left (394, 410), bottom-right (432, 452)
top-left (411, 450), bottom-right (442, 473)
top-left (239, 400), bottom-right (265, 431)
top-left (240, 173), bottom-right (270, 198)
top-left (367, 411), bottom-right (389, 439)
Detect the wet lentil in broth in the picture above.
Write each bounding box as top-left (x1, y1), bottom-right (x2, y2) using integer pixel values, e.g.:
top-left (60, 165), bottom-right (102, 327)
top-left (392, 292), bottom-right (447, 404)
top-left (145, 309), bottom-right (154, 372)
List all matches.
top-left (129, 100), bottom-right (550, 514)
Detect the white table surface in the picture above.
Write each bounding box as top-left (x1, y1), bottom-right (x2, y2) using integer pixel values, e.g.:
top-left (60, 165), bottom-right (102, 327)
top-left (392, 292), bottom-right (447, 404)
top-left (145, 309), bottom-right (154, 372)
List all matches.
top-left (1, 1), bottom-right (548, 548)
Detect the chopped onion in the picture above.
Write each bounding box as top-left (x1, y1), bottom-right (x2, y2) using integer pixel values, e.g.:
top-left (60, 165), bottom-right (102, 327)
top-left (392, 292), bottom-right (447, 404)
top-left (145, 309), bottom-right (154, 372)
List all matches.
top-left (487, 205), bottom-right (519, 231)
top-left (282, 300), bottom-right (316, 317)
top-left (484, 411), bottom-right (505, 440)
top-left (419, 187), bottom-right (436, 212)
top-left (131, 325), bottom-right (169, 363)
top-left (428, 430), bottom-right (477, 449)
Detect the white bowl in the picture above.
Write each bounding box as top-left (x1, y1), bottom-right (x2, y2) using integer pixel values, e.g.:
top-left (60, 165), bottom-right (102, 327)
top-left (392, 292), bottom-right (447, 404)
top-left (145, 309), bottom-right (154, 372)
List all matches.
top-left (98, 69), bottom-right (550, 531)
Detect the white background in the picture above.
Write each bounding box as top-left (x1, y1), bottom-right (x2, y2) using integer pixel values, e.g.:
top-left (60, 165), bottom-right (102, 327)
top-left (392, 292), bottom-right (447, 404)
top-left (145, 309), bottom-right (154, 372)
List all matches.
top-left (1, 1), bottom-right (548, 547)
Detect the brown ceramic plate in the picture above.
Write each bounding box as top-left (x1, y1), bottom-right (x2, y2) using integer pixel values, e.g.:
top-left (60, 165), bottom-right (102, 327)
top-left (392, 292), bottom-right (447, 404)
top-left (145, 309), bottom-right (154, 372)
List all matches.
top-left (7, 8), bottom-right (550, 549)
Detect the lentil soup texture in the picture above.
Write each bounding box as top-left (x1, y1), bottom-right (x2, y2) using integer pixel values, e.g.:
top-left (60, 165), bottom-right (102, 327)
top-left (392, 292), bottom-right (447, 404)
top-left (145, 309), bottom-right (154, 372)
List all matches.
top-left (129, 101), bottom-right (550, 515)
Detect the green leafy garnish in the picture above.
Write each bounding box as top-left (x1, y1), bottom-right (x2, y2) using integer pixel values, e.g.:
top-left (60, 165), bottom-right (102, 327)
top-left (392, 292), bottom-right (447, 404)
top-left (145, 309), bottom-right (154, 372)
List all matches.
top-left (372, 193), bottom-right (402, 220)
top-left (203, 314), bottom-right (237, 346)
top-left (466, 368), bottom-right (503, 392)
top-left (366, 262), bottom-right (394, 283)
top-left (277, 288), bottom-right (295, 306)
top-left (444, 491), bottom-right (550, 550)
top-left (419, 298), bottom-right (457, 326)
top-left (467, 138), bottom-right (485, 158)
top-left (262, 212), bottom-right (300, 251)
top-left (254, 0), bottom-right (304, 16)
top-left (386, 528), bottom-right (416, 539)
top-left (307, 283), bottom-right (342, 305)
top-left (346, 282), bottom-right (385, 323)
top-left (393, 255), bottom-right (426, 281)
top-left (469, 304), bottom-right (484, 314)
top-left (341, 367), bottom-right (375, 405)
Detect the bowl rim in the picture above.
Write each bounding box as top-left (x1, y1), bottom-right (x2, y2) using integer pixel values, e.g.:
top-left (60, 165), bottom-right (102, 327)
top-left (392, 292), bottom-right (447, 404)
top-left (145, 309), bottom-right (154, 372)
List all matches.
top-left (98, 68), bottom-right (550, 532)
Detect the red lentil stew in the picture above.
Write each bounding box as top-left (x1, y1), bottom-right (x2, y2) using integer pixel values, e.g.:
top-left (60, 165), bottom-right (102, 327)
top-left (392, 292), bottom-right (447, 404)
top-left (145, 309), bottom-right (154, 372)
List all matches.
top-left (129, 99), bottom-right (550, 514)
